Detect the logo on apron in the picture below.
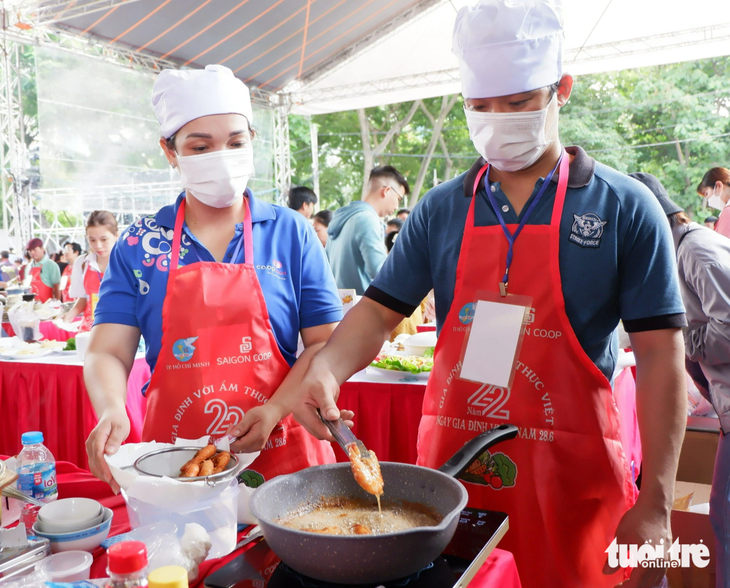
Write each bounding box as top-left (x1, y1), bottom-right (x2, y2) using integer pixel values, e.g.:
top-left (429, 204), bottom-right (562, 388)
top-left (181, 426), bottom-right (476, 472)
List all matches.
top-left (458, 303), bottom-right (476, 324)
top-left (173, 337), bottom-right (198, 362)
top-left (569, 213), bottom-right (608, 248)
top-left (461, 450), bottom-right (517, 490)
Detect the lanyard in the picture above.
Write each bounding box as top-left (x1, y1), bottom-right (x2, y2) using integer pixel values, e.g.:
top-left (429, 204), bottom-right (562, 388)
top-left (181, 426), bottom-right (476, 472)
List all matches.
top-left (484, 154), bottom-right (562, 296)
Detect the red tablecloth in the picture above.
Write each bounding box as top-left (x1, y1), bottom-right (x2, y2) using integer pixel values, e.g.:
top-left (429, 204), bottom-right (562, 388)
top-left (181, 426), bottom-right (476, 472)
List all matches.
top-left (43, 460), bottom-right (519, 588)
top-left (3, 321), bottom-right (77, 342)
top-left (0, 357), bottom-right (149, 468)
top-left (336, 380), bottom-right (427, 464)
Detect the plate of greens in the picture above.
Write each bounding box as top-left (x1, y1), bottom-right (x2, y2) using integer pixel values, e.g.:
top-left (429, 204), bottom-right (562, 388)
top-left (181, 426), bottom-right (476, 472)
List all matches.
top-left (54, 338), bottom-right (77, 355)
top-left (369, 354), bottom-right (433, 380)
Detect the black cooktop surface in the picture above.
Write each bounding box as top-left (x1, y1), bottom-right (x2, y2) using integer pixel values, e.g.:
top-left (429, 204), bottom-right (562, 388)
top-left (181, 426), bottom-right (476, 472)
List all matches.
top-left (204, 509), bottom-right (508, 588)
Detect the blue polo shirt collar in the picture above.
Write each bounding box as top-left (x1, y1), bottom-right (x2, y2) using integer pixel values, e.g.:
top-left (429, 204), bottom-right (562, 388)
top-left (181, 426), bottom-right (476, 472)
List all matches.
top-left (155, 189), bottom-right (276, 230)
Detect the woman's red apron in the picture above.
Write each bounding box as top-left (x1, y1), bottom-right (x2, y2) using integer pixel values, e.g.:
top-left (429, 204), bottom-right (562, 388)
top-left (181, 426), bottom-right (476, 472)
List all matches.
top-left (61, 265), bottom-right (74, 302)
top-left (79, 260), bottom-right (102, 332)
top-left (416, 156), bottom-right (636, 588)
top-left (142, 198), bottom-right (334, 481)
top-left (30, 263), bottom-right (53, 303)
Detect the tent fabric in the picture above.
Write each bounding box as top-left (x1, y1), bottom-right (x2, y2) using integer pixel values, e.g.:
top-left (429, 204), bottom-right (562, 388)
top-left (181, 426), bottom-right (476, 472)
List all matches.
top-left (49, 0), bottom-right (730, 115)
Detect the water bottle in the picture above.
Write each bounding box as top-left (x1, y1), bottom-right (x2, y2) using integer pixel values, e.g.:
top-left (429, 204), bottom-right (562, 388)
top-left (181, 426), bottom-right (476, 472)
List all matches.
top-left (17, 431), bottom-right (58, 532)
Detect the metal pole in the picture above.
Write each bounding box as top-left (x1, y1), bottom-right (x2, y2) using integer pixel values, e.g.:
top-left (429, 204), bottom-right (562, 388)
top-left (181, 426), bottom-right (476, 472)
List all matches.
top-left (309, 115), bottom-right (320, 208)
top-left (273, 96), bottom-right (291, 206)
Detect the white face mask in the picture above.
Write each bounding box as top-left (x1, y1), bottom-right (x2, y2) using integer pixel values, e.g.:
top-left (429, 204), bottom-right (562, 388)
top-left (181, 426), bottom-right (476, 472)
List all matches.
top-left (176, 147), bottom-right (255, 208)
top-left (464, 93), bottom-right (557, 172)
top-left (707, 186), bottom-right (727, 211)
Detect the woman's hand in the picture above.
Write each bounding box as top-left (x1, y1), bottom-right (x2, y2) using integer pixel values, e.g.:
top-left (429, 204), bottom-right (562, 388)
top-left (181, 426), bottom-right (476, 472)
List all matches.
top-left (85, 407), bottom-right (130, 494)
top-left (228, 404), bottom-right (283, 453)
top-left (227, 403), bottom-right (355, 453)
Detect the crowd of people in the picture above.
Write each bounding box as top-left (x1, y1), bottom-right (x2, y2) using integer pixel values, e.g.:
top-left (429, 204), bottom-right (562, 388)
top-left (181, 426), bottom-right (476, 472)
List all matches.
top-left (4, 210), bottom-right (119, 333)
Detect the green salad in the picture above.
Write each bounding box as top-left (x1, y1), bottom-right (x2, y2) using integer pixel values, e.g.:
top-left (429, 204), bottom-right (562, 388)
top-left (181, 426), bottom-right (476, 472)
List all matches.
top-left (371, 354), bottom-right (433, 374)
top-left (63, 338), bottom-right (76, 351)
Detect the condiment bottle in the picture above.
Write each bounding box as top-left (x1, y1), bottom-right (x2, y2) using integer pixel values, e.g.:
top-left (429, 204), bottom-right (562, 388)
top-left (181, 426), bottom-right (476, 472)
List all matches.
top-left (106, 541), bottom-right (149, 588)
top-left (147, 566), bottom-right (188, 588)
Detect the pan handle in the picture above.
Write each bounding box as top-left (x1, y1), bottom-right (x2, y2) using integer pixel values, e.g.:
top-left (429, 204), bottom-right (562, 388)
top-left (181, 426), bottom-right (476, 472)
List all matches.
top-left (438, 424), bottom-right (519, 478)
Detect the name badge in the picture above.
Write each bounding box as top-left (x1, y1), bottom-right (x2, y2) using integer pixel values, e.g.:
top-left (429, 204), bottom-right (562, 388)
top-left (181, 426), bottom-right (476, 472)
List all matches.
top-left (459, 292), bottom-right (532, 389)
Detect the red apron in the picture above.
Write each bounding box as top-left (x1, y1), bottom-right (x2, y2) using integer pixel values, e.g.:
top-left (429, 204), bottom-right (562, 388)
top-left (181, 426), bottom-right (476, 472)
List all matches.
top-left (417, 156), bottom-right (636, 588)
top-left (142, 197), bottom-right (334, 481)
top-left (61, 265), bottom-right (74, 302)
top-left (30, 263), bottom-right (54, 303)
top-left (79, 261), bottom-right (102, 333)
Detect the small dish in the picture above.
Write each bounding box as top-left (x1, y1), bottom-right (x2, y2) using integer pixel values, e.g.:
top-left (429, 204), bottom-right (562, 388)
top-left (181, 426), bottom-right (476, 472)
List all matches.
top-left (35, 550), bottom-right (93, 582)
top-left (38, 498), bottom-right (103, 534)
top-left (0, 348), bottom-right (54, 360)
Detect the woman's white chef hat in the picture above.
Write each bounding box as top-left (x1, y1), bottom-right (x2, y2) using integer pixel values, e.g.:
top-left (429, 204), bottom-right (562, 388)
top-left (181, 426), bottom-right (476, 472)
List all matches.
top-left (152, 64), bottom-right (253, 139)
top-left (452, 0), bottom-right (563, 99)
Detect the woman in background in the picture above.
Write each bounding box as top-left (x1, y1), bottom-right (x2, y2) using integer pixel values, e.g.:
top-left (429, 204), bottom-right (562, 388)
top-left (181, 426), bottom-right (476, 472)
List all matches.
top-left (64, 211), bottom-right (119, 331)
top-left (697, 167), bottom-right (730, 239)
top-left (312, 209), bottom-right (332, 247)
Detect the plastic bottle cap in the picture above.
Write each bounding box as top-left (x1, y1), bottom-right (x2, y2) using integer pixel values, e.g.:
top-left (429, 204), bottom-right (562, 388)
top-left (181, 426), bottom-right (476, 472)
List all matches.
top-left (21, 431), bottom-right (43, 445)
top-left (147, 566), bottom-right (188, 588)
top-left (107, 541), bottom-right (148, 574)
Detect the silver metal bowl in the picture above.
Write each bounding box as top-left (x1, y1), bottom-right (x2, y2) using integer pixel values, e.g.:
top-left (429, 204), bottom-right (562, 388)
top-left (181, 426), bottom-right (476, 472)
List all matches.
top-left (133, 446), bottom-right (239, 486)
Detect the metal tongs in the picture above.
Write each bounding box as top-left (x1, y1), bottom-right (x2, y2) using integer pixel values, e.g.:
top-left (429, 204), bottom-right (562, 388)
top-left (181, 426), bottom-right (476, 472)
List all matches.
top-left (317, 410), bottom-right (371, 459)
top-left (1, 487), bottom-right (45, 508)
top-left (207, 433), bottom-right (238, 447)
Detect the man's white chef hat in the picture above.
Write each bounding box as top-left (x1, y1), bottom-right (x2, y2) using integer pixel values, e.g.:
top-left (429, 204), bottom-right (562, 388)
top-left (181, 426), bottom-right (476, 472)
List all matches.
top-left (452, 0), bottom-right (564, 99)
top-left (152, 64), bottom-right (253, 139)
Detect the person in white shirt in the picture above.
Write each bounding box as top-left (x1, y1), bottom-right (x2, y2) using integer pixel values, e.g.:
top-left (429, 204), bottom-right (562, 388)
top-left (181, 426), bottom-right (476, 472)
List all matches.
top-left (64, 211), bottom-right (119, 331)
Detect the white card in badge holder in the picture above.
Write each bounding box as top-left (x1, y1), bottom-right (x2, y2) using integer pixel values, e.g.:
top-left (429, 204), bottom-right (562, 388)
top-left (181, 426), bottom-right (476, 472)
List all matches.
top-left (459, 293), bottom-right (532, 389)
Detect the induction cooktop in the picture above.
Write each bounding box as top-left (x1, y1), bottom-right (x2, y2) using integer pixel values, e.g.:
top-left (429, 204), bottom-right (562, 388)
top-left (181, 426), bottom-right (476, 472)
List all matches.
top-left (204, 509), bottom-right (508, 588)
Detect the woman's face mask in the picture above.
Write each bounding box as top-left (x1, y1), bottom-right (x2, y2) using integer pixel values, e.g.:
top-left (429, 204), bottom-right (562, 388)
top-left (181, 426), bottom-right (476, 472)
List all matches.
top-left (464, 93), bottom-right (558, 172)
top-left (707, 184), bottom-right (727, 211)
top-left (176, 146), bottom-right (255, 209)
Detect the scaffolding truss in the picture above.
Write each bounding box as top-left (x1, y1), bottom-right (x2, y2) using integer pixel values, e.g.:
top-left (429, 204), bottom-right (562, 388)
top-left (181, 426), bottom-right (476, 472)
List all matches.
top-left (273, 95), bottom-right (291, 206)
top-left (0, 32), bottom-right (31, 247)
top-left (0, 1), bottom-right (287, 245)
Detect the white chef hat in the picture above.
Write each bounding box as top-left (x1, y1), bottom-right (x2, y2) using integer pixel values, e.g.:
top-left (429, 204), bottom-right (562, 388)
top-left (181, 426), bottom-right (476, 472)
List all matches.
top-left (152, 64), bottom-right (254, 139)
top-left (452, 0), bottom-right (563, 99)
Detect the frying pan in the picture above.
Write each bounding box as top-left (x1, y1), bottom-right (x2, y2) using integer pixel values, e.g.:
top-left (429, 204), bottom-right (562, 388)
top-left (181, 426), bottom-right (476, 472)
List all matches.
top-left (249, 423), bottom-right (518, 585)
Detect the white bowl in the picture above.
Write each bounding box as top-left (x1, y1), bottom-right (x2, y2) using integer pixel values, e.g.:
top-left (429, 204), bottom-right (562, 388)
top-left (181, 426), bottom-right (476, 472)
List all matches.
top-left (36, 510), bottom-right (105, 534)
top-left (403, 331), bottom-right (437, 356)
top-left (36, 550), bottom-right (93, 582)
top-left (38, 498), bottom-right (102, 534)
top-left (32, 507), bottom-right (113, 553)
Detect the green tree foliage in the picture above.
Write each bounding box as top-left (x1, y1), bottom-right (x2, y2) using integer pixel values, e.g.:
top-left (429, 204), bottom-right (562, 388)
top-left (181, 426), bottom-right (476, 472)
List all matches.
top-left (291, 56), bottom-right (730, 219)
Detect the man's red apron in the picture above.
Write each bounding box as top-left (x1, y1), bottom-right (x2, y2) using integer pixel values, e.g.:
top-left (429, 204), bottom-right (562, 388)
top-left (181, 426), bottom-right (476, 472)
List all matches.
top-left (30, 263), bottom-right (53, 303)
top-left (61, 264), bottom-right (74, 302)
top-left (142, 198), bottom-right (334, 480)
top-left (79, 261), bottom-right (102, 332)
top-left (417, 156), bottom-right (636, 588)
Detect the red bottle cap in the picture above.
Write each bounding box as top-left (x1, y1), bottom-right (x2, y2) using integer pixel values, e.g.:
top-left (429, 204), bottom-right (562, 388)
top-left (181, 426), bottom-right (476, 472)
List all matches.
top-left (108, 541), bottom-right (148, 574)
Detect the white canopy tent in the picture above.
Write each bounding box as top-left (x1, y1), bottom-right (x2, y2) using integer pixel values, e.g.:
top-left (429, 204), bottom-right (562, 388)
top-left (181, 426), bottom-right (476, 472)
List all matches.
top-left (1, 0), bottom-right (729, 245)
top-left (286, 0), bottom-right (730, 114)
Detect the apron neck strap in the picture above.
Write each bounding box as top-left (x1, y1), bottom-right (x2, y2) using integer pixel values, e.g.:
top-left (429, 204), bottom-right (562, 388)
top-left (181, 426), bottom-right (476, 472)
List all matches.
top-left (171, 196), bottom-right (254, 272)
top-left (468, 150), bottom-right (570, 228)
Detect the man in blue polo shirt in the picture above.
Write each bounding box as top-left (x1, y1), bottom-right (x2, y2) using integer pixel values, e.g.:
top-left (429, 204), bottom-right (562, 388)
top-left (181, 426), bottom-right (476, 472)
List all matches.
top-left (296, 1), bottom-right (687, 587)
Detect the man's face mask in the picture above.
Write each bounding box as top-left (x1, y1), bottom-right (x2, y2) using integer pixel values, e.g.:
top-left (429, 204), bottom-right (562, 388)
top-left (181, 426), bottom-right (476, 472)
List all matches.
top-left (464, 92), bottom-right (558, 172)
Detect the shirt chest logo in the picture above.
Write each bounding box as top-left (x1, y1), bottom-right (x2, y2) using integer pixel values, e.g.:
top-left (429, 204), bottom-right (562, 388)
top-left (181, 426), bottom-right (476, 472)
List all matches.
top-left (256, 259), bottom-right (287, 281)
top-left (569, 213), bottom-right (608, 248)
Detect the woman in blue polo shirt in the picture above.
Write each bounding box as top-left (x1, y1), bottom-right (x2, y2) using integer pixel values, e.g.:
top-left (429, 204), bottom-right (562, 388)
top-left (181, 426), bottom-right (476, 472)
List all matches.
top-left (84, 65), bottom-right (345, 491)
